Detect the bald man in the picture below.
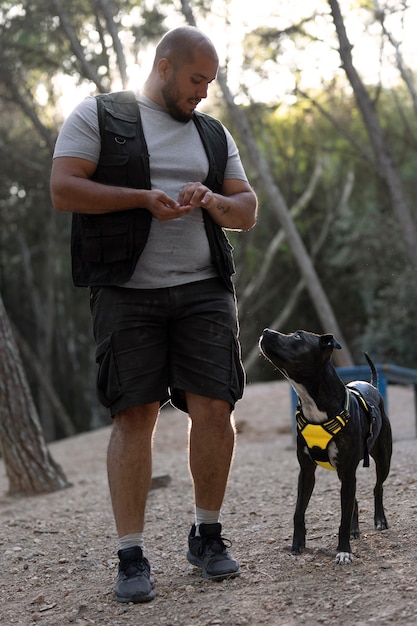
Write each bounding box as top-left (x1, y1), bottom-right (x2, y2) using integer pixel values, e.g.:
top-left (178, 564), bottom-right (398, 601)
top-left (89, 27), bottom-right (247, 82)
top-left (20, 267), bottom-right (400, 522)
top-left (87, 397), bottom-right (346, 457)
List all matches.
top-left (51, 26), bottom-right (257, 603)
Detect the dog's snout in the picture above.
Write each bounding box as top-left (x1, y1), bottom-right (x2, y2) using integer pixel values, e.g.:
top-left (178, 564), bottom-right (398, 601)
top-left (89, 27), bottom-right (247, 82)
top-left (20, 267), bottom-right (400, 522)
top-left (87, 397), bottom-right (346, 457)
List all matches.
top-left (259, 328), bottom-right (274, 353)
top-left (260, 328), bottom-right (273, 344)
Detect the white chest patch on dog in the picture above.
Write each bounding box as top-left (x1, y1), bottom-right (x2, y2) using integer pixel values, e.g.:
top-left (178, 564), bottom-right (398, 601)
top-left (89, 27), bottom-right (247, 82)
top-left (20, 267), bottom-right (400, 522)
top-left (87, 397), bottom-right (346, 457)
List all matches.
top-left (290, 380), bottom-right (327, 423)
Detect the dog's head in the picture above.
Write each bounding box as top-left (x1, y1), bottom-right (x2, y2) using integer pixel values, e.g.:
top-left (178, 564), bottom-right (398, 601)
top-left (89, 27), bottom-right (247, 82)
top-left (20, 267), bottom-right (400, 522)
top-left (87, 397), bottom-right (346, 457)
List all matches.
top-left (259, 328), bottom-right (342, 383)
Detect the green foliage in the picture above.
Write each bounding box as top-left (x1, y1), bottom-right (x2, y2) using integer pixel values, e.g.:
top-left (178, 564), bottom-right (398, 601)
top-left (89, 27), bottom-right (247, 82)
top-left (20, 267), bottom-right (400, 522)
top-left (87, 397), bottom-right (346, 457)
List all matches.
top-left (1, 0), bottom-right (417, 433)
top-left (226, 74), bottom-right (417, 378)
top-left (0, 0), bottom-right (171, 438)
top-left (358, 265), bottom-right (417, 368)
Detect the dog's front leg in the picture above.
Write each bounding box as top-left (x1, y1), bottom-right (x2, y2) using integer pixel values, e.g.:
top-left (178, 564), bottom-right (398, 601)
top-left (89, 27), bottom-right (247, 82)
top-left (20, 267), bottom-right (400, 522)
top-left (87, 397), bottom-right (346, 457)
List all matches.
top-left (292, 448), bottom-right (316, 555)
top-left (350, 498), bottom-right (359, 539)
top-left (336, 472), bottom-right (357, 564)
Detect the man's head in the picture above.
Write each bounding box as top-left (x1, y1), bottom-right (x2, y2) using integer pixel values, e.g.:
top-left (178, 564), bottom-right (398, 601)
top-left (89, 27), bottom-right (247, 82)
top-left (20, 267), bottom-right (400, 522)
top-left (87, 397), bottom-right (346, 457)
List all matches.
top-left (144, 26), bottom-right (219, 122)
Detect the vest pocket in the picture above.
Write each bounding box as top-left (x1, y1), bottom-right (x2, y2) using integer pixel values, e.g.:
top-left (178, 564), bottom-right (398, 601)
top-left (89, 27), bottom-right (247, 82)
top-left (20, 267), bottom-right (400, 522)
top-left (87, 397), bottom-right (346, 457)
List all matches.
top-left (220, 234), bottom-right (236, 276)
top-left (213, 229), bottom-right (236, 278)
top-left (103, 108), bottom-right (137, 137)
top-left (82, 215), bottom-right (134, 263)
top-left (96, 153), bottom-right (130, 186)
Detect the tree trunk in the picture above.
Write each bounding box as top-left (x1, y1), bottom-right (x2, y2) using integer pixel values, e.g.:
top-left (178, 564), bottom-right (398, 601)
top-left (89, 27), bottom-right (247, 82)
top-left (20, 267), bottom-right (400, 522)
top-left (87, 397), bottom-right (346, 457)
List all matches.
top-left (179, 3), bottom-right (354, 366)
top-left (216, 70), bottom-right (353, 367)
top-left (237, 159), bottom-right (324, 311)
top-left (329, 0), bottom-right (417, 269)
top-left (12, 322), bottom-right (76, 438)
top-left (373, 0), bottom-right (417, 118)
top-left (0, 295), bottom-right (70, 495)
top-left (244, 170), bottom-right (355, 374)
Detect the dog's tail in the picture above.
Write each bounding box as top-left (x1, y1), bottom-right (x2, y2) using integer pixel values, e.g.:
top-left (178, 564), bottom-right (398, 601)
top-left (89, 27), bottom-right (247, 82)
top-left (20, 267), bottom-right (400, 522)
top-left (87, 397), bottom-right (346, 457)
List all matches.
top-left (364, 352), bottom-right (378, 387)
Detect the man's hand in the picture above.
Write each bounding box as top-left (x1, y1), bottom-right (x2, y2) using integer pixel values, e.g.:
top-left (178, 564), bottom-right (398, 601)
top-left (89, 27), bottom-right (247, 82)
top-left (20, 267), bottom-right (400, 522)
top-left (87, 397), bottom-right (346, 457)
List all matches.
top-left (51, 157), bottom-right (196, 219)
top-left (177, 180), bottom-right (258, 232)
top-left (177, 182), bottom-right (213, 210)
top-left (51, 157), bottom-right (257, 231)
top-left (146, 189), bottom-right (194, 221)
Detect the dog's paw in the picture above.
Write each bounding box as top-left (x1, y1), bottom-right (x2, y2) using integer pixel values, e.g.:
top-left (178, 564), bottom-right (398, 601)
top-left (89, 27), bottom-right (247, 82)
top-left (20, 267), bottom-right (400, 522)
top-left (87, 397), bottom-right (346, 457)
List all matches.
top-left (375, 517), bottom-right (389, 531)
top-left (291, 540), bottom-right (305, 555)
top-left (335, 551), bottom-right (353, 565)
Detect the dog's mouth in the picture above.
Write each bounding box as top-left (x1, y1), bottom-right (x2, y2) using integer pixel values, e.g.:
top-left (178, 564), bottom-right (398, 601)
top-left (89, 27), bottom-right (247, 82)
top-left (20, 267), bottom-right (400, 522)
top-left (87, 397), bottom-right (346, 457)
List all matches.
top-left (267, 360), bottom-right (290, 380)
top-left (259, 338), bottom-right (290, 379)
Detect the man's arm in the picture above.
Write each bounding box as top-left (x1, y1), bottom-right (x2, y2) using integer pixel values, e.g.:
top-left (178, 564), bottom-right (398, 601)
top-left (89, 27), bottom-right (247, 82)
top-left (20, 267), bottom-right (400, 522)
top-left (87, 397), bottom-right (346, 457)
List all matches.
top-left (50, 156), bottom-right (193, 220)
top-left (177, 178), bottom-right (258, 231)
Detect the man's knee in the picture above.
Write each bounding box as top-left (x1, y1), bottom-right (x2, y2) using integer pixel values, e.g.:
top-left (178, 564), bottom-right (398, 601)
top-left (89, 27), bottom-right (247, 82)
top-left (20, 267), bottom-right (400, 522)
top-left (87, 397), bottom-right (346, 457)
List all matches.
top-left (186, 393), bottom-right (233, 426)
top-left (113, 404), bottom-right (159, 432)
top-left (187, 392), bottom-right (228, 408)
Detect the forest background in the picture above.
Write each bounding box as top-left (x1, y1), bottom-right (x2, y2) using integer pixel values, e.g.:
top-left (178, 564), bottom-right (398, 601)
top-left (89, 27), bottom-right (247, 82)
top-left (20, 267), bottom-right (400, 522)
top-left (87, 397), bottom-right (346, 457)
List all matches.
top-left (1, 0), bottom-right (417, 444)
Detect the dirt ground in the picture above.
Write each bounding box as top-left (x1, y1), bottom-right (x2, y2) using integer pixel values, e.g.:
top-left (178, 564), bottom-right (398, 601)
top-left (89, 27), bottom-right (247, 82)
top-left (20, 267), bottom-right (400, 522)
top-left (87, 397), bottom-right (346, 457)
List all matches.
top-left (1, 378), bottom-right (416, 626)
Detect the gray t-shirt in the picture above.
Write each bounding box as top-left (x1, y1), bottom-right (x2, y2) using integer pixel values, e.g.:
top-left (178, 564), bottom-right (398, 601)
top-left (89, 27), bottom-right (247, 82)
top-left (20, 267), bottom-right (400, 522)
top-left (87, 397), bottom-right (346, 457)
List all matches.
top-left (53, 93), bottom-right (248, 288)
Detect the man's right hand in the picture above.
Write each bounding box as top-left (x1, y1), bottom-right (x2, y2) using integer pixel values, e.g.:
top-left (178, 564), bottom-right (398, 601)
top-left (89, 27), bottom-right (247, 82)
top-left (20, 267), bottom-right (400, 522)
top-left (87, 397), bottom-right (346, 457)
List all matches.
top-left (51, 156), bottom-right (194, 219)
top-left (145, 189), bottom-right (194, 221)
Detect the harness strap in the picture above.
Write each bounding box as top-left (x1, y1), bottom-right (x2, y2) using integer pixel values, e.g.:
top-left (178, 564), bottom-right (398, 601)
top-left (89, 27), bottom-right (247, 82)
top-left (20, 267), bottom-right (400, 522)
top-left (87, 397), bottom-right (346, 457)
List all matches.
top-left (296, 388), bottom-right (373, 470)
top-left (296, 389), bottom-right (350, 437)
top-left (348, 388), bottom-right (373, 467)
top-left (296, 390), bottom-right (350, 471)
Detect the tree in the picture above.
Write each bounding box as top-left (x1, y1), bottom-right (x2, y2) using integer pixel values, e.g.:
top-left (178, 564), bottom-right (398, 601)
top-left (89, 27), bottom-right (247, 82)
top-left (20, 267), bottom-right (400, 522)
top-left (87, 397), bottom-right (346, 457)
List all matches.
top-left (180, 0), bottom-right (354, 367)
top-left (230, 1), bottom-right (417, 371)
top-left (373, 0), bottom-right (417, 120)
top-left (328, 0), bottom-right (417, 269)
top-left (1, 0), bottom-right (417, 425)
top-left (0, 0), bottom-right (168, 438)
top-left (0, 294), bottom-right (70, 495)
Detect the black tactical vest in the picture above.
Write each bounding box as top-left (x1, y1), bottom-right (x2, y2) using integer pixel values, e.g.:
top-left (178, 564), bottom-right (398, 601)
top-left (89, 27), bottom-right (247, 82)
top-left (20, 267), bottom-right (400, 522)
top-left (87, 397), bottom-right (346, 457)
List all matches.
top-left (71, 90), bottom-right (235, 291)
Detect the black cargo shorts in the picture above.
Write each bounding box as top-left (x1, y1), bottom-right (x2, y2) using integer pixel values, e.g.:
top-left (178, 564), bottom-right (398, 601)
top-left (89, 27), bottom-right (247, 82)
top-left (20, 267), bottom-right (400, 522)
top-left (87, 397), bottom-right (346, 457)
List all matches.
top-left (89, 278), bottom-right (245, 415)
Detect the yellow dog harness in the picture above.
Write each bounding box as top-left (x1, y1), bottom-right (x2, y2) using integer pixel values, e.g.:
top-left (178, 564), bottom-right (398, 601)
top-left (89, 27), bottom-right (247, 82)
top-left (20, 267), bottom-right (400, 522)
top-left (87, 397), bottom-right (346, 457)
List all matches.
top-left (296, 389), bottom-right (370, 471)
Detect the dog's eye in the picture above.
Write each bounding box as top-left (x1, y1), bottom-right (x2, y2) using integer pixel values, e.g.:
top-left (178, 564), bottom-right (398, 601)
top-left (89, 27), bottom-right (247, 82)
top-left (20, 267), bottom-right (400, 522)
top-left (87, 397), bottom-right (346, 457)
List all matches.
top-left (293, 332), bottom-right (301, 340)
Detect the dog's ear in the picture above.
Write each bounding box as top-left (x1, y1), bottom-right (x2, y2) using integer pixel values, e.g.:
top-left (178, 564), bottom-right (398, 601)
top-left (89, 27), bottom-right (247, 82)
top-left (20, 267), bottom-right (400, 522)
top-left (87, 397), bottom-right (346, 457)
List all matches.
top-left (320, 334), bottom-right (342, 350)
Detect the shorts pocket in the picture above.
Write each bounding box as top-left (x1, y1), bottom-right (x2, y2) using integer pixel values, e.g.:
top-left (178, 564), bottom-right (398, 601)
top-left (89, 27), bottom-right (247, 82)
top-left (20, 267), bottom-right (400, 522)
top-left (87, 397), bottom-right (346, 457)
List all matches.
top-left (95, 335), bottom-right (122, 408)
top-left (230, 333), bottom-right (245, 402)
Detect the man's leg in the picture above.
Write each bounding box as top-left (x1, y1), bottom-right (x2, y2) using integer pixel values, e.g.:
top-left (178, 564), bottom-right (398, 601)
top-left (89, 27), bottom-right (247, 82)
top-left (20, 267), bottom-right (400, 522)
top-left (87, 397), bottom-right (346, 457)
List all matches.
top-left (185, 392), bottom-right (240, 580)
top-left (187, 393), bottom-right (235, 510)
top-left (108, 403), bottom-right (159, 603)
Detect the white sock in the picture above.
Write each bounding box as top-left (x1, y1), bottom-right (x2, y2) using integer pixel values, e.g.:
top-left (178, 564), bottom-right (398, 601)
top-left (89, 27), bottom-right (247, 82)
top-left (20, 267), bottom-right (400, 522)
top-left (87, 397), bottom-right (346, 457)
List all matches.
top-left (118, 533), bottom-right (145, 552)
top-left (195, 507), bottom-right (220, 535)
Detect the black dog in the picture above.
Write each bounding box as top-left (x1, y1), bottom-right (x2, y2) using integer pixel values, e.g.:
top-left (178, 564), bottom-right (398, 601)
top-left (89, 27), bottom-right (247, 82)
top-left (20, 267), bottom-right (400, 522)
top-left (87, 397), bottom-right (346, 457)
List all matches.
top-left (259, 328), bottom-right (392, 564)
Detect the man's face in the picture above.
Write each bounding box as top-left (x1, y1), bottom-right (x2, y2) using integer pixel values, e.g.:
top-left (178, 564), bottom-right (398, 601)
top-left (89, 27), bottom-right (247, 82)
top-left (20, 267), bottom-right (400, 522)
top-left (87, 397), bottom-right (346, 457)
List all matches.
top-left (161, 52), bottom-right (218, 122)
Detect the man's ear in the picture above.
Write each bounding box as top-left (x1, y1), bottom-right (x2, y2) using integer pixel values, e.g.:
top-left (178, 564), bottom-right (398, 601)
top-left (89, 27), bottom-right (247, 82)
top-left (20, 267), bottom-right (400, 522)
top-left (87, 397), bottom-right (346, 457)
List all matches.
top-left (157, 58), bottom-right (172, 79)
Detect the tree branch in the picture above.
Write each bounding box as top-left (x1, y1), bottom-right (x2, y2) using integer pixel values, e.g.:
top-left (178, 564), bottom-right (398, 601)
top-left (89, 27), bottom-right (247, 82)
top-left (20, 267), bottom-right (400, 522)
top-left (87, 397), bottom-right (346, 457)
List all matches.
top-left (97, 0), bottom-right (129, 88)
top-left (238, 158), bottom-right (324, 310)
top-left (373, 0), bottom-right (417, 118)
top-left (329, 0), bottom-right (417, 269)
top-left (244, 169), bottom-right (355, 374)
top-left (52, 0), bottom-right (107, 92)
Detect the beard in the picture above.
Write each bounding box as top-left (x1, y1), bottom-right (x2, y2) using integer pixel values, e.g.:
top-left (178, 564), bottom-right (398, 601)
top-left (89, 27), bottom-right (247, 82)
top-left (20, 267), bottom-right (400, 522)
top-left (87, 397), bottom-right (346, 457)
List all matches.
top-left (161, 76), bottom-right (194, 123)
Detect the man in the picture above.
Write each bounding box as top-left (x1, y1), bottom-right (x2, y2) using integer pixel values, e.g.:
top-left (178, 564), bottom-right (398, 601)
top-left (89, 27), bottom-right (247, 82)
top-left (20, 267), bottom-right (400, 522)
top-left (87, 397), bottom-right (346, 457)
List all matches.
top-left (50, 26), bottom-right (257, 603)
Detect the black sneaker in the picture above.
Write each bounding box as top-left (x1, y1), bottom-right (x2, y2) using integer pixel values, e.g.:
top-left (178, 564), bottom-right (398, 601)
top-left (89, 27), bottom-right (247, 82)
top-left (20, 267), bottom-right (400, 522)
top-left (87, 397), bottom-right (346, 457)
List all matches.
top-left (186, 523), bottom-right (240, 580)
top-left (115, 546), bottom-right (155, 603)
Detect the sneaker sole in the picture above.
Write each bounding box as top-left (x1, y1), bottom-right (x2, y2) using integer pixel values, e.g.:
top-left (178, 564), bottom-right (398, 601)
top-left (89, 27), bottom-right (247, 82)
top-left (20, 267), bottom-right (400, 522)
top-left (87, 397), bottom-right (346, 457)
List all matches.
top-left (186, 552), bottom-right (240, 581)
top-left (115, 589), bottom-right (155, 603)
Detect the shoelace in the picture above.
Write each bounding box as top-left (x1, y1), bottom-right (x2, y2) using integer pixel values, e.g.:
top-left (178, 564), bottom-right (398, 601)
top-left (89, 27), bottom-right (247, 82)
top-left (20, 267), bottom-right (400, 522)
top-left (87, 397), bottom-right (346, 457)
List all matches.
top-left (202, 534), bottom-right (232, 555)
top-left (120, 557), bottom-right (150, 577)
